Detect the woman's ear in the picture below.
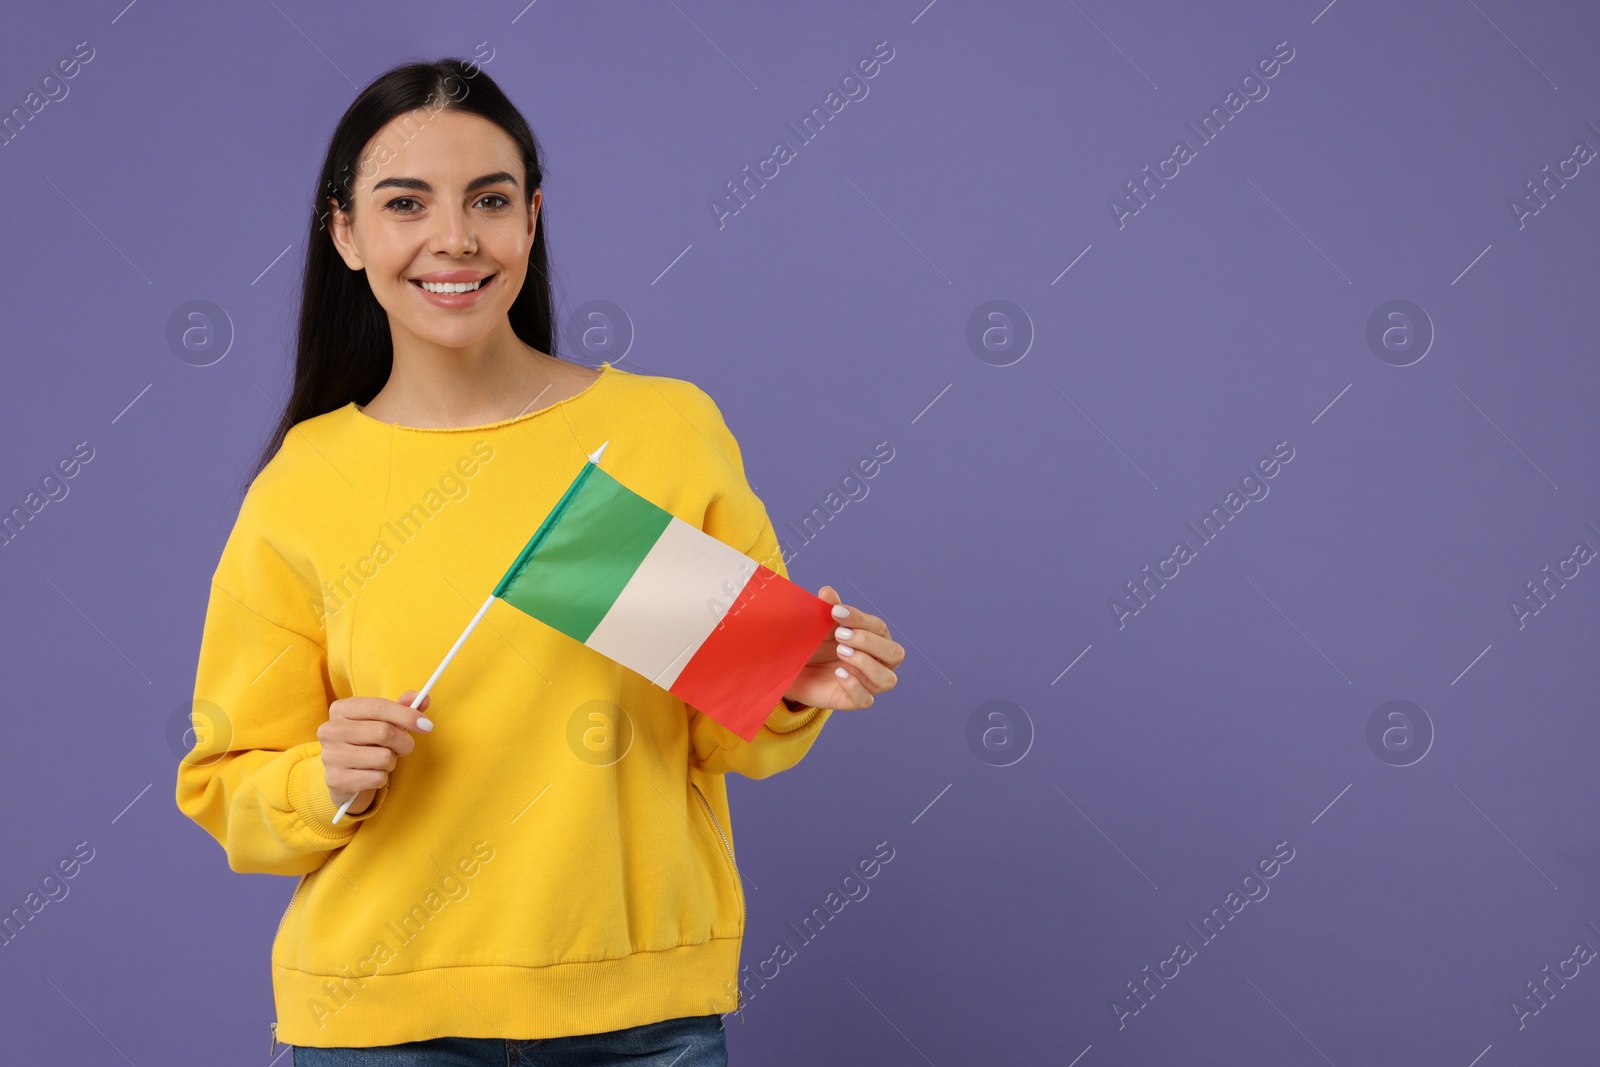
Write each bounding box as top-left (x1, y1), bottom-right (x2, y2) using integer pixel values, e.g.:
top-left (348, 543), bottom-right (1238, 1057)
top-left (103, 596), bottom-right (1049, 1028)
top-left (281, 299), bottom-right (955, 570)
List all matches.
top-left (326, 197), bottom-right (365, 271)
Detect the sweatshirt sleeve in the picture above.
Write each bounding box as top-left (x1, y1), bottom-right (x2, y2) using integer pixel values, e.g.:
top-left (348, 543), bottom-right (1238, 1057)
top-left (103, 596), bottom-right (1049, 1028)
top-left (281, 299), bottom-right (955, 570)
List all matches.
top-left (679, 383), bottom-right (834, 780)
top-left (175, 493), bottom-right (387, 876)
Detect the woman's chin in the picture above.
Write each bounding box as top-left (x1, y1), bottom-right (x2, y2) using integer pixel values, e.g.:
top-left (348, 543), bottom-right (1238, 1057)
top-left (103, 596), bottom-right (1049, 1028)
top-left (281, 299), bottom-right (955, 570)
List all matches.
top-left (393, 317), bottom-right (501, 349)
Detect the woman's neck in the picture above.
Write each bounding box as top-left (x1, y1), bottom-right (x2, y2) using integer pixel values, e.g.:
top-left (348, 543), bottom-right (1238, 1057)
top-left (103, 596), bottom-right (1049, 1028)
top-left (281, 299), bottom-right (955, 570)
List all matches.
top-left (360, 330), bottom-right (595, 429)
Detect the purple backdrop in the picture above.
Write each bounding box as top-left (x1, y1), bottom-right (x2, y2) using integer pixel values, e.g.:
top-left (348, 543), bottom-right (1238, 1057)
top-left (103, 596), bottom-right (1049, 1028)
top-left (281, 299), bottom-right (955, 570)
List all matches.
top-left (3, 0), bottom-right (1598, 1063)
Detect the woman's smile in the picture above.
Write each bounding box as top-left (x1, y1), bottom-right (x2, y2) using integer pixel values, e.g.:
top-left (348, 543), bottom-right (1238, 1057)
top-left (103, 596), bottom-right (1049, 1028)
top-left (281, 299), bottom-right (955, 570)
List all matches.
top-left (409, 271), bottom-right (497, 308)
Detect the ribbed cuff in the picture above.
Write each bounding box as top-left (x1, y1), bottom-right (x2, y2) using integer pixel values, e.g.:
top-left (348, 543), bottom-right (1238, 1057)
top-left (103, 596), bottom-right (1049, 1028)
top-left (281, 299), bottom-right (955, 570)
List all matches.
top-left (764, 699), bottom-right (823, 734)
top-left (286, 749), bottom-right (388, 838)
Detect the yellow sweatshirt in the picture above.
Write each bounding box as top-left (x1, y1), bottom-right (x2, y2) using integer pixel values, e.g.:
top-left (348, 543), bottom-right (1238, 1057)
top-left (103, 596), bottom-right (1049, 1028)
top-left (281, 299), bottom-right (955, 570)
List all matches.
top-left (174, 362), bottom-right (832, 1048)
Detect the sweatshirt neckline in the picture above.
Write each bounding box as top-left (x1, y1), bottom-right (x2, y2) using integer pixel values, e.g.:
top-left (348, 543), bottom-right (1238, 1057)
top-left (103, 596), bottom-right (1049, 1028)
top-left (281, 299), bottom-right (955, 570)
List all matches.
top-left (347, 361), bottom-right (614, 434)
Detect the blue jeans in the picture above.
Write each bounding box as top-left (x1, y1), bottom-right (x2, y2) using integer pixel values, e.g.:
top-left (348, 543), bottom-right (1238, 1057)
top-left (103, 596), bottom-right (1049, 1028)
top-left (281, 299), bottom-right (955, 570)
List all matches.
top-left (291, 1013), bottom-right (727, 1066)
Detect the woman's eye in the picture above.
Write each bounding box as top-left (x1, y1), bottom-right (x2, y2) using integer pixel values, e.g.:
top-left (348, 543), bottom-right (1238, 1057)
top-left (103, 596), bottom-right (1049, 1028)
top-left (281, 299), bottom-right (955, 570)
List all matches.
top-left (383, 194), bottom-right (508, 214)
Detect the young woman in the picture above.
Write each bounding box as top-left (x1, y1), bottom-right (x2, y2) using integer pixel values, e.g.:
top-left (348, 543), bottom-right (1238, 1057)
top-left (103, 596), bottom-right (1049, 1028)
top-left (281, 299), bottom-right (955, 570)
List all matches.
top-left (175, 58), bottom-right (901, 1066)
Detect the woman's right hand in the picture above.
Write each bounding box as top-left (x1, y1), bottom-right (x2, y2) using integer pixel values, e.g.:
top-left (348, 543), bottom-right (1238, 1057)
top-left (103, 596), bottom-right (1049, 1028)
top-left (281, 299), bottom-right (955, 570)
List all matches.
top-left (319, 688), bottom-right (433, 816)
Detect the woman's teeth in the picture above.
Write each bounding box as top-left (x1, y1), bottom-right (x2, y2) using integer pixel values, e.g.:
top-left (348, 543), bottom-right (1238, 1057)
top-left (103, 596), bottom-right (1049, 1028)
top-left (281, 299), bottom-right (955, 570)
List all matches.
top-left (417, 277), bottom-right (488, 293)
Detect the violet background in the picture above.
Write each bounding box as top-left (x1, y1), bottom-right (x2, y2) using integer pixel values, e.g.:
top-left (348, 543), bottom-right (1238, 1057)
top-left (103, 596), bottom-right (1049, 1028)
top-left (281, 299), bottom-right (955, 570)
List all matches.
top-left (3, 1), bottom-right (1599, 1063)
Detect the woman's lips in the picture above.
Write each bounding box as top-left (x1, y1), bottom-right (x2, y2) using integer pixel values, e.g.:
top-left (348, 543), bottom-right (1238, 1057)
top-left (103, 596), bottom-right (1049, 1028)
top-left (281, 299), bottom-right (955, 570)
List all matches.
top-left (411, 274), bottom-right (495, 308)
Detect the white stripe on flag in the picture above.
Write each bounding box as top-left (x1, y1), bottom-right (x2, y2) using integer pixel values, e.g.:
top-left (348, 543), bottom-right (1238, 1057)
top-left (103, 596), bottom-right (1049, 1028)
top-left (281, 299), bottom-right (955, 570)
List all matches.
top-left (584, 516), bottom-right (758, 688)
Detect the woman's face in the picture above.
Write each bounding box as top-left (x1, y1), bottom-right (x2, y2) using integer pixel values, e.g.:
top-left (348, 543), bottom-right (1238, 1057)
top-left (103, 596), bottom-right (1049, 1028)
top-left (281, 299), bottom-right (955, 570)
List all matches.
top-left (327, 108), bottom-right (538, 349)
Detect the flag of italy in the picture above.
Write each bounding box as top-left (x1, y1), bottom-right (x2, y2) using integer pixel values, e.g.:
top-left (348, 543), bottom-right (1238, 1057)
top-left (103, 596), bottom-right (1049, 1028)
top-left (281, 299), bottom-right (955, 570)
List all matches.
top-left (492, 445), bottom-right (834, 741)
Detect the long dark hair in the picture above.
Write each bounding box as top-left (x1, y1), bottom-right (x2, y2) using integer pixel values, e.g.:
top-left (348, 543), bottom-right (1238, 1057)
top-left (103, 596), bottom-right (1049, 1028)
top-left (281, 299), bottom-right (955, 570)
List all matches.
top-left (243, 58), bottom-right (558, 491)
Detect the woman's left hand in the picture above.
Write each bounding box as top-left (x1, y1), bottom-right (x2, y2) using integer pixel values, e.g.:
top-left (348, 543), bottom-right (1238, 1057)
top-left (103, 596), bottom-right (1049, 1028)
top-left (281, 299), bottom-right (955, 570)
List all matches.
top-left (783, 585), bottom-right (902, 711)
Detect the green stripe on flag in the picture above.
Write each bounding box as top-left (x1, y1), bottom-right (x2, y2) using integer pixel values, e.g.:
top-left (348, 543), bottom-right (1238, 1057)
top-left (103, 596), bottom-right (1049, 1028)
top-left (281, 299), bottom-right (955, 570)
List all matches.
top-left (492, 464), bottom-right (673, 643)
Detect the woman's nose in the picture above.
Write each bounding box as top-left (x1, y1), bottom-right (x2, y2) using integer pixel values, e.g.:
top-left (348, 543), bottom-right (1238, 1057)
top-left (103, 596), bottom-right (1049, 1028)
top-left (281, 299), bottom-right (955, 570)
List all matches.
top-left (431, 205), bottom-right (477, 255)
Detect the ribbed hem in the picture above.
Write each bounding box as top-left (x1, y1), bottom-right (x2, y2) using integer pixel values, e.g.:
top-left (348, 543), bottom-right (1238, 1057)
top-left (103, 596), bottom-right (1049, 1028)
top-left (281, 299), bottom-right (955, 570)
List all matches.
top-left (764, 701), bottom-right (823, 734)
top-left (274, 937), bottom-right (742, 1046)
top-left (285, 749), bottom-right (388, 839)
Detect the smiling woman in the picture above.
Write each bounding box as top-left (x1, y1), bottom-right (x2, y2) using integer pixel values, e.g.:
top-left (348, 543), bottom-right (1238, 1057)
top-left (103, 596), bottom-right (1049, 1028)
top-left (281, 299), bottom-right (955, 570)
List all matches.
top-left (177, 54), bottom-right (901, 1067)
top-left (317, 108), bottom-right (574, 429)
top-left (234, 60), bottom-right (580, 466)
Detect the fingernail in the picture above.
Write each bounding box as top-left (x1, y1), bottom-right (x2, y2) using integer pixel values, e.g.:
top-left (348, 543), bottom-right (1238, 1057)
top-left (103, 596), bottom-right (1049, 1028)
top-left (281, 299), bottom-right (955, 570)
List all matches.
top-left (837, 644), bottom-right (854, 657)
top-left (835, 667), bottom-right (850, 679)
top-left (832, 605), bottom-right (849, 620)
top-left (836, 626), bottom-right (853, 640)
top-left (417, 717), bottom-right (434, 732)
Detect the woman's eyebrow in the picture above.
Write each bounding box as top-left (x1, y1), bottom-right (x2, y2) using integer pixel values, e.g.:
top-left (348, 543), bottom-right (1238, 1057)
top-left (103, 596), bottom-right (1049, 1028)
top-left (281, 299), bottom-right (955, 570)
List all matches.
top-left (370, 171), bottom-right (520, 195)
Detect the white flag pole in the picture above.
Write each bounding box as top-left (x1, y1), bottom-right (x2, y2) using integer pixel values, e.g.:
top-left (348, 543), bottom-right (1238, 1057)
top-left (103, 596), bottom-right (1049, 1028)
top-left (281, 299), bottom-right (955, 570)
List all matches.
top-left (330, 590), bottom-right (495, 824)
top-left (329, 440), bottom-right (610, 826)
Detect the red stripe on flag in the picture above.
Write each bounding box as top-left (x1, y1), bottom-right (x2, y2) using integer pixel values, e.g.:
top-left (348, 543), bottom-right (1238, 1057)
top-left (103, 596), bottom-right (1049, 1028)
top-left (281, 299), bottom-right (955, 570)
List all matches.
top-left (669, 563), bottom-right (836, 741)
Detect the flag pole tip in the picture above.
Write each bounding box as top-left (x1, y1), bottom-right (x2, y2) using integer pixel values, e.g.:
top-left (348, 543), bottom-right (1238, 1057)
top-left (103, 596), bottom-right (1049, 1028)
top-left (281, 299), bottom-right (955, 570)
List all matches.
top-left (589, 440), bottom-right (609, 464)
